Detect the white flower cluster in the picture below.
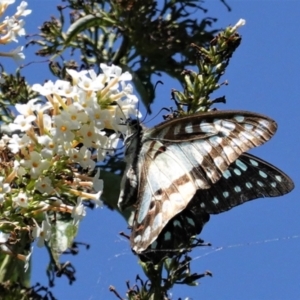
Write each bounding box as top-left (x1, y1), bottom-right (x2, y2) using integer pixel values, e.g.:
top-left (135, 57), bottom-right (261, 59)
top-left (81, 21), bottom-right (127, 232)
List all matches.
top-left (0, 63), bottom-right (141, 248)
top-left (0, 0), bottom-right (31, 61)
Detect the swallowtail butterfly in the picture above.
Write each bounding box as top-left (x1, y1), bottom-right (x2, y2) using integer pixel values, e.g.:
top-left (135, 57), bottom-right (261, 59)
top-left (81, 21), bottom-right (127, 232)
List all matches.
top-left (118, 110), bottom-right (294, 261)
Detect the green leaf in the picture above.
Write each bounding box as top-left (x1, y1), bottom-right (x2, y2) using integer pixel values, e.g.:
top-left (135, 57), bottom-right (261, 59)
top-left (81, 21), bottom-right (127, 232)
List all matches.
top-left (64, 14), bottom-right (115, 46)
top-left (65, 15), bottom-right (98, 45)
top-left (48, 217), bottom-right (78, 265)
top-left (101, 170), bottom-right (134, 222)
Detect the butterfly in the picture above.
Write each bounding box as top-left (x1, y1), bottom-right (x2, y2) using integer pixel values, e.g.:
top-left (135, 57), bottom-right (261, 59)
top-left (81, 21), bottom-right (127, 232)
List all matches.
top-left (118, 110), bottom-right (294, 262)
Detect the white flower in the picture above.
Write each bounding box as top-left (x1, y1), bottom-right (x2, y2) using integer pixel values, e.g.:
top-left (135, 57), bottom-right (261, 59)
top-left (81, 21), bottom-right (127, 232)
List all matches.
top-left (93, 168), bottom-right (103, 193)
top-left (106, 133), bottom-right (120, 155)
top-left (232, 19), bottom-right (246, 31)
top-left (95, 133), bottom-right (108, 161)
top-left (32, 215), bottom-right (51, 247)
top-left (85, 102), bottom-right (103, 129)
top-left (100, 63), bottom-right (132, 81)
top-left (91, 190), bottom-right (103, 208)
top-left (0, 176), bottom-right (11, 203)
top-left (7, 18), bottom-right (26, 40)
top-left (66, 69), bottom-right (89, 85)
top-left (9, 114), bottom-right (36, 132)
top-left (16, 1), bottom-right (31, 17)
top-left (70, 146), bottom-right (95, 170)
top-left (24, 247), bottom-right (33, 272)
top-left (79, 123), bottom-right (98, 148)
top-left (35, 177), bottom-right (54, 194)
top-left (51, 114), bottom-right (76, 142)
top-left (8, 46), bottom-right (25, 62)
top-left (8, 133), bottom-right (31, 153)
top-left (67, 68), bottom-right (105, 91)
top-left (51, 79), bottom-right (78, 97)
top-left (13, 191), bottom-right (28, 207)
top-left (13, 160), bottom-right (26, 176)
top-left (65, 103), bottom-right (89, 126)
top-left (15, 98), bottom-right (41, 117)
top-left (0, 0), bottom-right (15, 7)
top-left (32, 81), bottom-right (54, 96)
top-left (20, 151), bottom-right (51, 179)
top-left (0, 231), bottom-right (9, 243)
top-left (41, 113), bottom-right (53, 131)
top-left (72, 197), bottom-right (86, 225)
top-left (38, 135), bottom-right (55, 158)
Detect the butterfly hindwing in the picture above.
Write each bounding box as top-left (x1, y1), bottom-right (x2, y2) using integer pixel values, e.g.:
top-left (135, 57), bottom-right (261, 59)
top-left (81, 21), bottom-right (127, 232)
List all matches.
top-left (139, 153), bottom-right (294, 262)
top-left (197, 152), bottom-right (295, 214)
top-left (126, 111), bottom-right (279, 253)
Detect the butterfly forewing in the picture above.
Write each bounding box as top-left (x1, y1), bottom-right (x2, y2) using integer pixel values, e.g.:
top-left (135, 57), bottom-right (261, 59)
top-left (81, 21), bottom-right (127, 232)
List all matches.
top-left (142, 110), bottom-right (276, 143)
top-left (144, 111), bottom-right (277, 186)
top-left (128, 111), bottom-right (280, 253)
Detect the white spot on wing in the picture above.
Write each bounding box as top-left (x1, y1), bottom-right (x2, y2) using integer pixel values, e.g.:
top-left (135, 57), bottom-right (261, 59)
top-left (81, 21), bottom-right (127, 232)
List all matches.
top-left (236, 159), bottom-right (248, 171)
top-left (255, 128), bottom-right (264, 137)
top-left (249, 159), bottom-right (259, 167)
top-left (177, 181), bottom-right (195, 199)
top-left (162, 200), bottom-right (171, 213)
top-left (195, 178), bottom-right (206, 189)
top-left (275, 175), bottom-right (282, 182)
top-left (174, 125), bottom-right (181, 135)
top-left (152, 213), bottom-right (162, 231)
top-left (259, 170), bottom-right (267, 178)
top-left (186, 217), bottom-right (195, 226)
top-left (223, 170), bottom-right (231, 179)
top-left (239, 131), bottom-right (254, 142)
top-left (212, 197), bottom-right (219, 204)
top-left (234, 186), bottom-right (241, 192)
top-left (209, 136), bottom-right (222, 146)
top-left (234, 168), bottom-right (242, 176)
top-left (259, 119), bottom-right (270, 129)
top-left (219, 128), bottom-right (231, 137)
top-left (246, 182), bottom-right (253, 189)
top-left (222, 120), bottom-right (236, 130)
top-left (244, 124), bottom-right (254, 131)
top-left (223, 145), bottom-right (235, 158)
top-left (142, 226), bottom-right (151, 242)
top-left (137, 198), bottom-right (151, 224)
top-left (231, 138), bottom-right (243, 149)
top-left (223, 191), bottom-right (229, 198)
top-left (185, 123), bottom-right (193, 133)
top-left (173, 220), bottom-right (182, 227)
top-left (164, 231), bottom-right (171, 241)
top-left (169, 193), bottom-right (183, 203)
top-left (234, 115), bottom-right (245, 122)
top-left (199, 140), bottom-right (212, 153)
top-left (213, 119), bottom-right (221, 131)
top-left (206, 168), bottom-right (216, 180)
top-left (214, 156), bottom-right (225, 169)
top-left (150, 241), bottom-right (158, 249)
top-left (134, 235), bottom-right (141, 243)
top-left (200, 121), bottom-right (215, 133)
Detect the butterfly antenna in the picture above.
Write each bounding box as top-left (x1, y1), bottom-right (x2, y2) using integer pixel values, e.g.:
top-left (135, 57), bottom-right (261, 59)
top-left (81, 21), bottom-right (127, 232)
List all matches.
top-left (141, 80), bottom-right (165, 124)
top-left (143, 107), bottom-right (172, 125)
top-left (114, 101), bottom-right (129, 125)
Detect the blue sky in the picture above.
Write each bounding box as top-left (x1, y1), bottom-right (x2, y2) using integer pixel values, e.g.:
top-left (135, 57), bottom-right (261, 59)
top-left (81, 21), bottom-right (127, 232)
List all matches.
top-left (4, 1), bottom-right (300, 299)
